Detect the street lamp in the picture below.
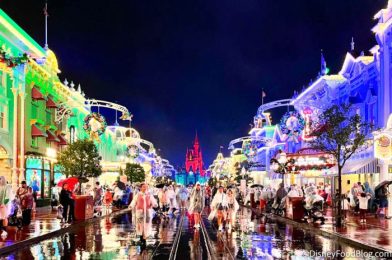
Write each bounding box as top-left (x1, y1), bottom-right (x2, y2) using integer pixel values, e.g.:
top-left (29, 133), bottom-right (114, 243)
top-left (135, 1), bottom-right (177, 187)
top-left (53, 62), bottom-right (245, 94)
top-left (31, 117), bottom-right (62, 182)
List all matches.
top-left (270, 150), bottom-right (294, 188)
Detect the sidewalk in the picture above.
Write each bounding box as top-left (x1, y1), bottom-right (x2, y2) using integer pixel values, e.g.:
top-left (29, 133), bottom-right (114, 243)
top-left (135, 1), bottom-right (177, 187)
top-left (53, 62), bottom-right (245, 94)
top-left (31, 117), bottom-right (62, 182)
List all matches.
top-left (319, 208), bottom-right (392, 252)
top-left (0, 206), bottom-right (123, 255)
top-left (248, 205), bottom-right (392, 252)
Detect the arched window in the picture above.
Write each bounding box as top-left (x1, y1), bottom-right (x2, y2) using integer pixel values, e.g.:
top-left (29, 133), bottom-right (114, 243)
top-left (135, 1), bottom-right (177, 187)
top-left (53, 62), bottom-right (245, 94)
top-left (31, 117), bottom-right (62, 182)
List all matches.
top-left (69, 126), bottom-right (76, 144)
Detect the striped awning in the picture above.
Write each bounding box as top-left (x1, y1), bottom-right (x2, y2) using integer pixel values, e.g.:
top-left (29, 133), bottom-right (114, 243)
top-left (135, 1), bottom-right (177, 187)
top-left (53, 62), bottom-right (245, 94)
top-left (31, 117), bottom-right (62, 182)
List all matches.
top-left (331, 158), bottom-right (379, 175)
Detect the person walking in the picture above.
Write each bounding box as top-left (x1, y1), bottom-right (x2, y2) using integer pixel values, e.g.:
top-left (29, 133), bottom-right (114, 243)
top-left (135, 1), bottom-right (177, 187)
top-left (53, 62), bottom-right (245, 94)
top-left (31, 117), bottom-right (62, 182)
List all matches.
top-left (189, 183), bottom-right (204, 229)
top-left (376, 183), bottom-right (391, 219)
top-left (0, 177), bottom-right (11, 238)
top-left (363, 182), bottom-right (375, 212)
top-left (211, 186), bottom-right (228, 232)
top-left (129, 183), bottom-right (157, 245)
top-left (226, 189), bottom-right (239, 232)
top-left (94, 182), bottom-right (103, 207)
top-left (16, 181), bottom-right (32, 225)
top-left (60, 183), bottom-right (75, 223)
top-left (178, 185), bottom-right (189, 210)
top-left (358, 192), bottom-right (371, 223)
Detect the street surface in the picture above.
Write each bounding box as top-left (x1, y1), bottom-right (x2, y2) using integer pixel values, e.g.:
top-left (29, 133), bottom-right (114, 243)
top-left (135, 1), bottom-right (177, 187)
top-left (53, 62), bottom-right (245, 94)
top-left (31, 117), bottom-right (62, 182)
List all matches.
top-left (0, 208), bottom-right (372, 259)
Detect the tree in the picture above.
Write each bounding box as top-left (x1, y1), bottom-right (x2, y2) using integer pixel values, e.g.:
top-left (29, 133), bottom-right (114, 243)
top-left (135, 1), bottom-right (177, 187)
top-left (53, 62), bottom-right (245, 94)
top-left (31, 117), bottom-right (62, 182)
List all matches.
top-left (124, 163), bottom-right (145, 183)
top-left (309, 103), bottom-right (370, 227)
top-left (58, 139), bottom-right (102, 194)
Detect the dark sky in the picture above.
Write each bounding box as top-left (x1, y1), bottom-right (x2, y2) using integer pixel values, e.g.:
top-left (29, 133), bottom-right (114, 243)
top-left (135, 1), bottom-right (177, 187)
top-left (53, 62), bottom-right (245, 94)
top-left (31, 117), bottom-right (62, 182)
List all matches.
top-left (0, 0), bottom-right (386, 166)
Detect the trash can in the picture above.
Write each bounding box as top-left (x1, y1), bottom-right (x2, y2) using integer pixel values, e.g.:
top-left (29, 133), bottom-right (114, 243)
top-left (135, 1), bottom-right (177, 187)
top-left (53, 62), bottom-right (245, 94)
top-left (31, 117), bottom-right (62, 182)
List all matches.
top-left (286, 197), bottom-right (304, 220)
top-left (74, 195), bottom-right (94, 220)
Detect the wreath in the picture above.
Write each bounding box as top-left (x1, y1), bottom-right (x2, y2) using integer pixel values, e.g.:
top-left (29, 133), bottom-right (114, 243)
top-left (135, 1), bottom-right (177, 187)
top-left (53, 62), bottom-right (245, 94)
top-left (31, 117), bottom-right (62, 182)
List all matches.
top-left (280, 111), bottom-right (305, 135)
top-left (242, 140), bottom-right (258, 158)
top-left (83, 112), bottom-right (107, 136)
top-left (127, 144), bottom-right (140, 159)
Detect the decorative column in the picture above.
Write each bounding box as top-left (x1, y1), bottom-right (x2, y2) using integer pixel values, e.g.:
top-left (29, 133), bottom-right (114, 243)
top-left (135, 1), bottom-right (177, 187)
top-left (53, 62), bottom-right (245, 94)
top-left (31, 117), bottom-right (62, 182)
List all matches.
top-left (10, 86), bottom-right (18, 187)
top-left (18, 91), bottom-right (25, 183)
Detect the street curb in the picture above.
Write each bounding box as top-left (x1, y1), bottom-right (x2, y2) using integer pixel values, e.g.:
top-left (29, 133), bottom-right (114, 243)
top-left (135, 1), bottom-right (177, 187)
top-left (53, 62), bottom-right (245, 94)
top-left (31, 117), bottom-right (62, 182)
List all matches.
top-left (270, 214), bottom-right (389, 253)
top-left (0, 208), bottom-right (131, 256)
top-left (242, 205), bottom-right (389, 253)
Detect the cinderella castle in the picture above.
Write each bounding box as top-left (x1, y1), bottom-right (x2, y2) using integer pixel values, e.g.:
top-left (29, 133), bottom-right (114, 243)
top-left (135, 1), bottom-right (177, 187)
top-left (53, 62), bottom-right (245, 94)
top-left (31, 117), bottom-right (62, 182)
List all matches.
top-left (173, 133), bottom-right (209, 185)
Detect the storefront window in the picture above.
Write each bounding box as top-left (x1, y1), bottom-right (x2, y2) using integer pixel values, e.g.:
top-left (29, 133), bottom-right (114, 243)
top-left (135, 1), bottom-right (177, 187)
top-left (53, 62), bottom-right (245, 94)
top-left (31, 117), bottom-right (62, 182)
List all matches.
top-left (53, 164), bottom-right (65, 185)
top-left (26, 158), bottom-right (51, 199)
top-left (26, 168), bottom-right (42, 198)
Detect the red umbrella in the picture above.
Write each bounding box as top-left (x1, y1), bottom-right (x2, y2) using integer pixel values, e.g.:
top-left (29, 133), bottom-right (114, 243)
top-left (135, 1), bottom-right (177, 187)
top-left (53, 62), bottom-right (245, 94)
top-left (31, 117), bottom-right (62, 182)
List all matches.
top-left (57, 177), bottom-right (79, 191)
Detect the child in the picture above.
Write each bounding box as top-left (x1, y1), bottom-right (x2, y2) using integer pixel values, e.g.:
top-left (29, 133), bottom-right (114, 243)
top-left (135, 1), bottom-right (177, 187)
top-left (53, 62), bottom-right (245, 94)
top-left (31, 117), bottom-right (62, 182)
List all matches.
top-left (103, 189), bottom-right (113, 211)
top-left (341, 194), bottom-right (350, 222)
top-left (357, 192), bottom-right (371, 223)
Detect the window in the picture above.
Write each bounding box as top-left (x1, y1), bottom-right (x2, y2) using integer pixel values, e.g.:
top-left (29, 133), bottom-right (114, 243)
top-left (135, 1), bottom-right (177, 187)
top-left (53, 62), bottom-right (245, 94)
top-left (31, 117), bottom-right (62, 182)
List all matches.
top-left (31, 137), bottom-right (38, 148)
top-left (70, 126), bottom-right (75, 144)
top-left (0, 112), bottom-right (4, 129)
top-left (0, 106), bottom-right (5, 130)
top-left (46, 110), bottom-right (52, 125)
top-left (32, 102), bottom-right (38, 119)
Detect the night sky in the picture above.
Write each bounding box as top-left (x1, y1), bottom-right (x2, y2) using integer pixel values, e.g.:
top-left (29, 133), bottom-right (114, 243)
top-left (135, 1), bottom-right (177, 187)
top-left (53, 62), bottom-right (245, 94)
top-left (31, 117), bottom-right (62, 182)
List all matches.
top-left (0, 0), bottom-right (387, 167)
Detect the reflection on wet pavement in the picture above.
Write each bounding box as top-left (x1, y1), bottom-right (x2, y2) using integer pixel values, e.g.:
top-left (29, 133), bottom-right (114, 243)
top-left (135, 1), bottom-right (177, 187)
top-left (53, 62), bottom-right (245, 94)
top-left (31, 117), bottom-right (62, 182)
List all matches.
top-left (202, 208), bottom-right (372, 260)
top-left (2, 212), bottom-right (180, 260)
top-left (0, 208), bottom-right (380, 260)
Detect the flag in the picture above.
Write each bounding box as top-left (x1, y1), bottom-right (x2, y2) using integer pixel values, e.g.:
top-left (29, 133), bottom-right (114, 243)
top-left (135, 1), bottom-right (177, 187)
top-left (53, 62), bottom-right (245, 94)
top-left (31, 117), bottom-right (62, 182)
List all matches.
top-left (43, 3), bottom-right (49, 17)
top-left (321, 51), bottom-right (329, 75)
top-left (262, 90), bottom-right (266, 98)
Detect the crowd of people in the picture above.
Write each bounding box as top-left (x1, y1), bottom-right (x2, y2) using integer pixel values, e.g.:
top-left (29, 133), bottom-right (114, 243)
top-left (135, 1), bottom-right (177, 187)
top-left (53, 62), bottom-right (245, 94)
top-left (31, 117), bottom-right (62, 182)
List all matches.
top-left (0, 175), bottom-right (389, 244)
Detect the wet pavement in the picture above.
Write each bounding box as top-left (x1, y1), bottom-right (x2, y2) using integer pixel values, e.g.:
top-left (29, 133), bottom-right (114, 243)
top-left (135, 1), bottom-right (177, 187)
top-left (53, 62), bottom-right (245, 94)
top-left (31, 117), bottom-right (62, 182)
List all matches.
top-left (201, 207), bottom-right (379, 259)
top-left (0, 206), bottom-right (116, 251)
top-left (1, 211), bottom-right (180, 260)
top-left (0, 207), bottom-right (387, 259)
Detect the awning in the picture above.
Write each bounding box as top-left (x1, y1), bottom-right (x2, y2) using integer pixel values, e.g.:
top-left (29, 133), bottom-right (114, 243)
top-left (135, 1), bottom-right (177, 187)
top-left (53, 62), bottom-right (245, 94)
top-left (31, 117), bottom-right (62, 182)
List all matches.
top-left (31, 124), bottom-right (47, 137)
top-left (46, 97), bottom-right (57, 108)
top-left (46, 130), bottom-right (60, 142)
top-left (57, 134), bottom-right (67, 146)
top-left (32, 87), bottom-right (45, 100)
top-left (330, 158), bottom-right (378, 175)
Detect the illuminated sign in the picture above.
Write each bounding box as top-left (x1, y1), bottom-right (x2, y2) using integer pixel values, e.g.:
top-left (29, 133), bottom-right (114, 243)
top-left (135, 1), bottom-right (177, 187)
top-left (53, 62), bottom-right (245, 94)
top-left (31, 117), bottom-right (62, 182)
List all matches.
top-left (374, 134), bottom-right (392, 160)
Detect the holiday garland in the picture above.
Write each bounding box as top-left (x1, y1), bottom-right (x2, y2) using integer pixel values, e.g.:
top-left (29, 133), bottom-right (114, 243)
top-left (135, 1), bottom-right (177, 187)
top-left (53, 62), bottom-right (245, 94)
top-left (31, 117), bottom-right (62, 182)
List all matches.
top-left (83, 112), bottom-right (107, 136)
top-left (0, 46), bottom-right (29, 67)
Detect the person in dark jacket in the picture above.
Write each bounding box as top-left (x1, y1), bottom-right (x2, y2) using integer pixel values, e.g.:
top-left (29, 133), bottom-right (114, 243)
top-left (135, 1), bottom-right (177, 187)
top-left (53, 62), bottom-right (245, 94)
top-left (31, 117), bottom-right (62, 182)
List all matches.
top-left (276, 183), bottom-right (287, 204)
top-left (60, 183), bottom-right (75, 223)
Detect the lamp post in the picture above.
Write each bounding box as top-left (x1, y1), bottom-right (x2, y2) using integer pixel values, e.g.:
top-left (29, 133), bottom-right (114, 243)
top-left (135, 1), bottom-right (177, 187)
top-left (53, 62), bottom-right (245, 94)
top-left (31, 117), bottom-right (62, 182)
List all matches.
top-left (270, 150), bottom-right (294, 188)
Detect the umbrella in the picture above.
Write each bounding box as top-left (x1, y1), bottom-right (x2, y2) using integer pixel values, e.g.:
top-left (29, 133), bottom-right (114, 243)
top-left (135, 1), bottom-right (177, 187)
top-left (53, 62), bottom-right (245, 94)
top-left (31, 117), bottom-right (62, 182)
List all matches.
top-left (57, 177), bottom-right (79, 191)
top-left (227, 184), bottom-right (236, 189)
top-left (374, 180), bottom-right (392, 193)
top-left (251, 184), bottom-right (263, 188)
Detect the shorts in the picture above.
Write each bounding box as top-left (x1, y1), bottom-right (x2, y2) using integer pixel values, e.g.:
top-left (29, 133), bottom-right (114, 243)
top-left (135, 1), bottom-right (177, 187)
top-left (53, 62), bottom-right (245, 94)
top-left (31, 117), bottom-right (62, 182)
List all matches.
top-left (380, 198), bottom-right (388, 208)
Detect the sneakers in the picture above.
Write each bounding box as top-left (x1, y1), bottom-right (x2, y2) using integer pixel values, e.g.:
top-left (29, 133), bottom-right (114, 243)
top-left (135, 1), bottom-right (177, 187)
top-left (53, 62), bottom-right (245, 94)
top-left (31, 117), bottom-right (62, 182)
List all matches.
top-left (1, 231), bottom-right (7, 238)
top-left (218, 225), bottom-right (223, 232)
top-left (194, 224), bottom-right (200, 229)
top-left (360, 219), bottom-right (367, 223)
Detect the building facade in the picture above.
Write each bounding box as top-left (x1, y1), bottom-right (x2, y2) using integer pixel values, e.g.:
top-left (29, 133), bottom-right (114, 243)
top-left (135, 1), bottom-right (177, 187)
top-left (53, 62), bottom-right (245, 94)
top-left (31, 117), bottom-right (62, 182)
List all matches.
top-left (0, 9), bottom-right (175, 205)
top-left (228, 1), bottom-right (392, 193)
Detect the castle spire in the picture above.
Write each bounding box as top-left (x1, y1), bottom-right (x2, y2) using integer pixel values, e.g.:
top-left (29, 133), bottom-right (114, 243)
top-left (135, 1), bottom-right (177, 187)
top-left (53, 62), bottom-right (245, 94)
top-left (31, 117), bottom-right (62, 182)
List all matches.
top-left (194, 130), bottom-right (199, 144)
